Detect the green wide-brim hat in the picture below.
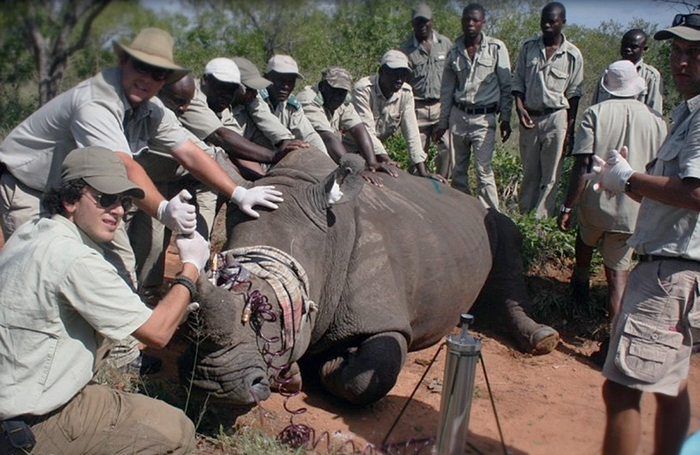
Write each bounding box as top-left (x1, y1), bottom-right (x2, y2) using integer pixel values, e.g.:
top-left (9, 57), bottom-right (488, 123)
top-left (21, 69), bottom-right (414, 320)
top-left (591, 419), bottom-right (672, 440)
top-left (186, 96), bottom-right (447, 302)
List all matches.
top-left (113, 28), bottom-right (190, 84)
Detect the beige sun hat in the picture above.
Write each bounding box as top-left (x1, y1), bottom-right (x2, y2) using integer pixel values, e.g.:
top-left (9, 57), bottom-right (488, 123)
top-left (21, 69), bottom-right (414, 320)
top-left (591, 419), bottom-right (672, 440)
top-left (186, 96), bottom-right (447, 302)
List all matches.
top-left (266, 55), bottom-right (304, 79)
top-left (232, 57), bottom-right (271, 90)
top-left (113, 28), bottom-right (189, 84)
top-left (381, 50), bottom-right (411, 71)
top-left (62, 146), bottom-right (144, 199)
top-left (654, 10), bottom-right (700, 42)
top-left (601, 60), bottom-right (646, 98)
top-left (321, 67), bottom-right (353, 91)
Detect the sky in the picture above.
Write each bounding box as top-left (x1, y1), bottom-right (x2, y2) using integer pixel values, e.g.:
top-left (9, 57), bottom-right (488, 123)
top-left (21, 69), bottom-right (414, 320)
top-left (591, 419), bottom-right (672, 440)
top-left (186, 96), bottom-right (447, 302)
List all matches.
top-left (144, 0), bottom-right (693, 30)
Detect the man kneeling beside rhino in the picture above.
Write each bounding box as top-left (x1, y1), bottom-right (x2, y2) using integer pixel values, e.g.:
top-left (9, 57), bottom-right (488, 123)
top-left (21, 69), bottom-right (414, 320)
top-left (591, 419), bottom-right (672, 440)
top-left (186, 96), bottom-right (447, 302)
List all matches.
top-left (181, 148), bottom-right (559, 406)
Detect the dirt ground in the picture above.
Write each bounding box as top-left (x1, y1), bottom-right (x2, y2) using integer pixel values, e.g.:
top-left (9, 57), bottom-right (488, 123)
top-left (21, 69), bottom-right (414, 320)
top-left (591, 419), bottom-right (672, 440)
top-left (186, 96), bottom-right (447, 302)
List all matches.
top-left (153, 242), bottom-right (700, 455)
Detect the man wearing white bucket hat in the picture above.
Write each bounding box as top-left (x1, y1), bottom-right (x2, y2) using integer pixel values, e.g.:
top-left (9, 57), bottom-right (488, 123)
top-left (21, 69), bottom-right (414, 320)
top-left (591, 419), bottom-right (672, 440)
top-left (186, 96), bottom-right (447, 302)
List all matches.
top-left (351, 49), bottom-right (446, 183)
top-left (261, 54), bottom-right (328, 155)
top-left (586, 11), bottom-right (700, 454)
top-left (558, 59), bottom-right (666, 366)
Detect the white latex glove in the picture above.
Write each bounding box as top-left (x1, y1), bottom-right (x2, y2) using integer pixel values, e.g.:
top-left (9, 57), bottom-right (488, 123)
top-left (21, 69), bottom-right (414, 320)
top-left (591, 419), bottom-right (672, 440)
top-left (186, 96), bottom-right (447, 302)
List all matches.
top-left (230, 186), bottom-right (284, 218)
top-left (175, 231), bottom-right (210, 271)
top-left (157, 189), bottom-right (196, 235)
top-left (584, 146), bottom-right (634, 197)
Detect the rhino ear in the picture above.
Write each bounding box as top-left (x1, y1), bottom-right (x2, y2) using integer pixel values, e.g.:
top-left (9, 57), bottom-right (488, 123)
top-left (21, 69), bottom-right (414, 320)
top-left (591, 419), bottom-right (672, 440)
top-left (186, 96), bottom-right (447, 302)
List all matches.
top-left (324, 154), bottom-right (365, 205)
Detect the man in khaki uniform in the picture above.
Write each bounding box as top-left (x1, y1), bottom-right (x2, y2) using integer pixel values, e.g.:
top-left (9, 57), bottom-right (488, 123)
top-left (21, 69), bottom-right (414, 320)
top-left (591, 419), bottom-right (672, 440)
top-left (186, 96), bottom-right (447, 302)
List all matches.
top-left (352, 50), bottom-right (445, 182)
top-left (130, 73), bottom-right (219, 298)
top-left (513, 2), bottom-right (584, 218)
top-left (298, 67), bottom-right (398, 187)
top-left (592, 29), bottom-right (664, 114)
top-left (260, 55), bottom-right (327, 155)
top-left (400, 3), bottom-right (454, 178)
top-left (557, 60), bottom-right (666, 365)
top-left (436, 3), bottom-right (512, 210)
top-left (0, 146), bottom-right (209, 455)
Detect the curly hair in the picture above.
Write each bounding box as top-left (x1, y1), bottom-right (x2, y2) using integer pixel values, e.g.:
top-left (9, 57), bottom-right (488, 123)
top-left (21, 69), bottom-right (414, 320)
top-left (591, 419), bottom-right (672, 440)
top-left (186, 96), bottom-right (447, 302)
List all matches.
top-left (42, 179), bottom-right (88, 216)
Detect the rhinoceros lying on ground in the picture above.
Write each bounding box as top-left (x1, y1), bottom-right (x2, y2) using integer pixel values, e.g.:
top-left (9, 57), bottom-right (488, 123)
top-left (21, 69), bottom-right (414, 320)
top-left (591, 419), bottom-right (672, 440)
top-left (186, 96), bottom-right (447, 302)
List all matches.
top-left (181, 148), bottom-right (559, 406)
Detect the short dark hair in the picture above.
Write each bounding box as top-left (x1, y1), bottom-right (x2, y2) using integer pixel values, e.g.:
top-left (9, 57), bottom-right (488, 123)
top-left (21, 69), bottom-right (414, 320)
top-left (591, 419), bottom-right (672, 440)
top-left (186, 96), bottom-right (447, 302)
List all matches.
top-left (623, 28), bottom-right (648, 42)
top-left (463, 3), bottom-right (485, 18)
top-left (42, 179), bottom-right (88, 216)
top-left (543, 2), bottom-right (566, 20)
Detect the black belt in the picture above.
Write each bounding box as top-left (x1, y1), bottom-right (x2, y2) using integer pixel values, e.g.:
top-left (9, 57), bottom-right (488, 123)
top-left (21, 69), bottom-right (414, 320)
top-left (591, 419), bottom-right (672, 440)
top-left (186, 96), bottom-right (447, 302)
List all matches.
top-left (415, 99), bottom-right (440, 106)
top-left (638, 254), bottom-right (699, 264)
top-left (527, 107), bottom-right (563, 116)
top-left (456, 103), bottom-right (497, 115)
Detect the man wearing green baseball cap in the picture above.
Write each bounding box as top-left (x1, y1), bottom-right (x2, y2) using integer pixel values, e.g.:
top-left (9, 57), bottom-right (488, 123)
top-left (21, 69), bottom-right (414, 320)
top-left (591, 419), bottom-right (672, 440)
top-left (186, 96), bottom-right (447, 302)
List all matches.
top-left (0, 146), bottom-right (208, 455)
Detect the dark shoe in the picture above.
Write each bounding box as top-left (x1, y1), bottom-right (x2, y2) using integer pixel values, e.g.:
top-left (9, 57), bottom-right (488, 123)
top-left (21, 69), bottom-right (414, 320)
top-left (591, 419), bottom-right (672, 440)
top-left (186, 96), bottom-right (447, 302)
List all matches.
top-left (128, 353), bottom-right (162, 376)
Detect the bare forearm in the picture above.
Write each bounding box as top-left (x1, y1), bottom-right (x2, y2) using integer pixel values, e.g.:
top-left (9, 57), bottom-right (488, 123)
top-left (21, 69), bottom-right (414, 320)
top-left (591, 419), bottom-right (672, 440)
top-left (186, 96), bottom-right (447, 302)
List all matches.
top-left (628, 173), bottom-right (700, 211)
top-left (348, 124), bottom-right (378, 167)
top-left (207, 127), bottom-right (277, 163)
top-left (563, 156), bottom-right (589, 208)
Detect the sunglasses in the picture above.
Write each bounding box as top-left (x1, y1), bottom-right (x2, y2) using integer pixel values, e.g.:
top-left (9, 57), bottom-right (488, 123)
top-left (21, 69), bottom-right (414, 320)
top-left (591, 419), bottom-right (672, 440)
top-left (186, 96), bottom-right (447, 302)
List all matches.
top-left (130, 58), bottom-right (173, 82)
top-left (672, 13), bottom-right (700, 29)
top-left (85, 190), bottom-right (133, 211)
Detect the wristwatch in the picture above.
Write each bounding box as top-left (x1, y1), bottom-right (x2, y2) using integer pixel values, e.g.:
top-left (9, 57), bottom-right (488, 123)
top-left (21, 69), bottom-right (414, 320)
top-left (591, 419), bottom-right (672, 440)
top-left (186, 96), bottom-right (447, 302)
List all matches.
top-left (560, 205), bottom-right (572, 214)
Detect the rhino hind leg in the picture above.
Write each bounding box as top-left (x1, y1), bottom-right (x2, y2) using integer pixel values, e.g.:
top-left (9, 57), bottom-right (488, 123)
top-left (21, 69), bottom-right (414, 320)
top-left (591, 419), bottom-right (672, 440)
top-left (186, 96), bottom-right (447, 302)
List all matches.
top-left (480, 210), bottom-right (560, 355)
top-left (318, 332), bottom-right (407, 405)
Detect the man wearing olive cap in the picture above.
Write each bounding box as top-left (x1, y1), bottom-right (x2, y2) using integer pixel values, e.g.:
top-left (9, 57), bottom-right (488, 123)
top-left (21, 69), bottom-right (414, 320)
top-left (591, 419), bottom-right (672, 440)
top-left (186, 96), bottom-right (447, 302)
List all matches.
top-left (0, 146), bottom-right (208, 455)
top-left (298, 66), bottom-right (399, 187)
top-left (438, 3), bottom-right (512, 210)
top-left (261, 54), bottom-right (328, 155)
top-left (586, 11), bottom-right (700, 455)
top-left (351, 49), bottom-right (445, 183)
top-left (400, 3), bottom-right (454, 179)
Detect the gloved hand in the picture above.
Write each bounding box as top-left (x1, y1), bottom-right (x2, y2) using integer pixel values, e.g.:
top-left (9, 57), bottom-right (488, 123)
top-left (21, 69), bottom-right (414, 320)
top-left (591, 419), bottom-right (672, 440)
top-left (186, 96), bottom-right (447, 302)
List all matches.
top-left (157, 190), bottom-right (196, 235)
top-left (175, 231), bottom-right (210, 271)
top-left (230, 186), bottom-right (283, 219)
top-left (584, 146), bottom-right (634, 197)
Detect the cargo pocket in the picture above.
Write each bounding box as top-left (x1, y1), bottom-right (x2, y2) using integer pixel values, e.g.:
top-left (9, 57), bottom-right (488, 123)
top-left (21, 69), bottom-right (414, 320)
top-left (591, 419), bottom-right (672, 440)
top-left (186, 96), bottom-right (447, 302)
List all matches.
top-left (615, 315), bottom-right (684, 383)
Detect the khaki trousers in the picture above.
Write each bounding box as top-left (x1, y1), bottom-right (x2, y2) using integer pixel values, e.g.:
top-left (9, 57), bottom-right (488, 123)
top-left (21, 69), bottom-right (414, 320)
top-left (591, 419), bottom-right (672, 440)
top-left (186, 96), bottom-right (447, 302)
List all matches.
top-left (449, 107), bottom-right (499, 210)
top-left (517, 109), bottom-right (567, 218)
top-left (30, 384), bottom-right (195, 455)
top-left (414, 101), bottom-right (453, 178)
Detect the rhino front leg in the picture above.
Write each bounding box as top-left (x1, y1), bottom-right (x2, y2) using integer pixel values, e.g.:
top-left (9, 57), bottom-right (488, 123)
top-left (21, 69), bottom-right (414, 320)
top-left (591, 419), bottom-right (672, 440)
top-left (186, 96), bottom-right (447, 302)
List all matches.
top-left (319, 332), bottom-right (407, 405)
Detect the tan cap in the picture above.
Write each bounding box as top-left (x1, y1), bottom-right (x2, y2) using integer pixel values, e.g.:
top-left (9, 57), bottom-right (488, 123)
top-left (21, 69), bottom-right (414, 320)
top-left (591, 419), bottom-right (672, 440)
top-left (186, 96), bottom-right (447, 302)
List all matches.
top-left (412, 4), bottom-right (432, 20)
top-left (204, 57), bottom-right (241, 84)
top-left (266, 54), bottom-right (304, 79)
top-left (113, 28), bottom-right (189, 84)
top-left (321, 67), bottom-right (353, 91)
top-left (233, 57), bottom-right (271, 90)
top-left (601, 60), bottom-right (646, 98)
top-left (381, 50), bottom-right (411, 70)
top-left (654, 10), bottom-right (700, 41)
top-left (62, 146), bottom-right (144, 198)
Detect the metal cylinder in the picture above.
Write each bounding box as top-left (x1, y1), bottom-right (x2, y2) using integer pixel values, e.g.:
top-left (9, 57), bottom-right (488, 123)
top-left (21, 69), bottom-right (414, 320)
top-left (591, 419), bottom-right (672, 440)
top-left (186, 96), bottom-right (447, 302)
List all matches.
top-left (434, 314), bottom-right (481, 455)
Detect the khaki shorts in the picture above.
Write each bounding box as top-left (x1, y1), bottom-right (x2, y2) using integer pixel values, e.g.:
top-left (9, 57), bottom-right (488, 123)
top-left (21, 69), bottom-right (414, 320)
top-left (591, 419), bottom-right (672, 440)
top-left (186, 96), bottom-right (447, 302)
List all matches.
top-left (603, 259), bottom-right (700, 396)
top-left (578, 224), bottom-right (634, 271)
top-left (30, 383), bottom-right (195, 455)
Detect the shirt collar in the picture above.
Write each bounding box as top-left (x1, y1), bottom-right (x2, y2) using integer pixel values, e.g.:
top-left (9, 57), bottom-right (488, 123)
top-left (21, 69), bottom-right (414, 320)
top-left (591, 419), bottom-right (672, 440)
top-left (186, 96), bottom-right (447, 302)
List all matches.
top-left (412, 30), bottom-right (439, 48)
top-left (51, 214), bottom-right (105, 255)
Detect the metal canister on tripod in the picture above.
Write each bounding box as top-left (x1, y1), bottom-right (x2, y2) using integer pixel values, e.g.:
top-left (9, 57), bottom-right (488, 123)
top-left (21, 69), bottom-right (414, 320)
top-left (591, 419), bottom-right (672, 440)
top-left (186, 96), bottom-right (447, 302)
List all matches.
top-left (434, 313), bottom-right (481, 455)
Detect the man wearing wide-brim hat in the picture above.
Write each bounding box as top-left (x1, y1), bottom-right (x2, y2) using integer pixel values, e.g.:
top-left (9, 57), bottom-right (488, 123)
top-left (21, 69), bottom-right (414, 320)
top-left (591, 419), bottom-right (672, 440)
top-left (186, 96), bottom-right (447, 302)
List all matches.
top-left (0, 28), bottom-right (283, 290)
top-left (557, 59), bottom-right (666, 367)
top-left (586, 10), bottom-right (700, 455)
top-left (0, 146), bottom-right (208, 455)
top-left (350, 49), bottom-right (446, 184)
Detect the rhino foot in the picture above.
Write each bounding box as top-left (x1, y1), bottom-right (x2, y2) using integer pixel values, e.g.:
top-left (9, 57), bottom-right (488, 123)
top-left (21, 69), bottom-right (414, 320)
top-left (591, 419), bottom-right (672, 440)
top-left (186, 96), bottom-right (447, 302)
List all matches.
top-left (528, 325), bottom-right (560, 355)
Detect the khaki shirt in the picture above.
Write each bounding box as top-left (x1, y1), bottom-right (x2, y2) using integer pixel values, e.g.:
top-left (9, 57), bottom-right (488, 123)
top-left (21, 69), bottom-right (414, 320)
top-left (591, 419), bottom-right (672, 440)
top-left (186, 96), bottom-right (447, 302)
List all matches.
top-left (297, 84), bottom-right (363, 137)
top-left (0, 215), bottom-right (151, 419)
top-left (219, 95), bottom-right (294, 149)
top-left (573, 99), bottom-right (666, 233)
top-left (178, 79), bottom-right (223, 140)
top-left (351, 75), bottom-right (425, 165)
top-left (512, 34), bottom-right (584, 111)
top-left (259, 89), bottom-right (328, 155)
top-left (629, 95), bottom-right (700, 260)
top-left (0, 67), bottom-right (187, 192)
top-left (400, 31), bottom-right (453, 101)
top-left (592, 59), bottom-right (664, 114)
top-left (439, 33), bottom-right (513, 129)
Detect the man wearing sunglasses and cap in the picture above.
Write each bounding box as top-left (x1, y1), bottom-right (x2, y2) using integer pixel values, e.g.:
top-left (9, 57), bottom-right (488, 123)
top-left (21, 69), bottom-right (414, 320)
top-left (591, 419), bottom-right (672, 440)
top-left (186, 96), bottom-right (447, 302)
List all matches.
top-left (0, 28), bottom-right (283, 288)
top-left (298, 66), bottom-right (399, 187)
top-left (0, 146), bottom-right (208, 455)
top-left (587, 10), bottom-right (700, 455)
top-left (260, 54), bottom-right (328, 155)
top-left (352, 49), bottom-right (445, 183)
